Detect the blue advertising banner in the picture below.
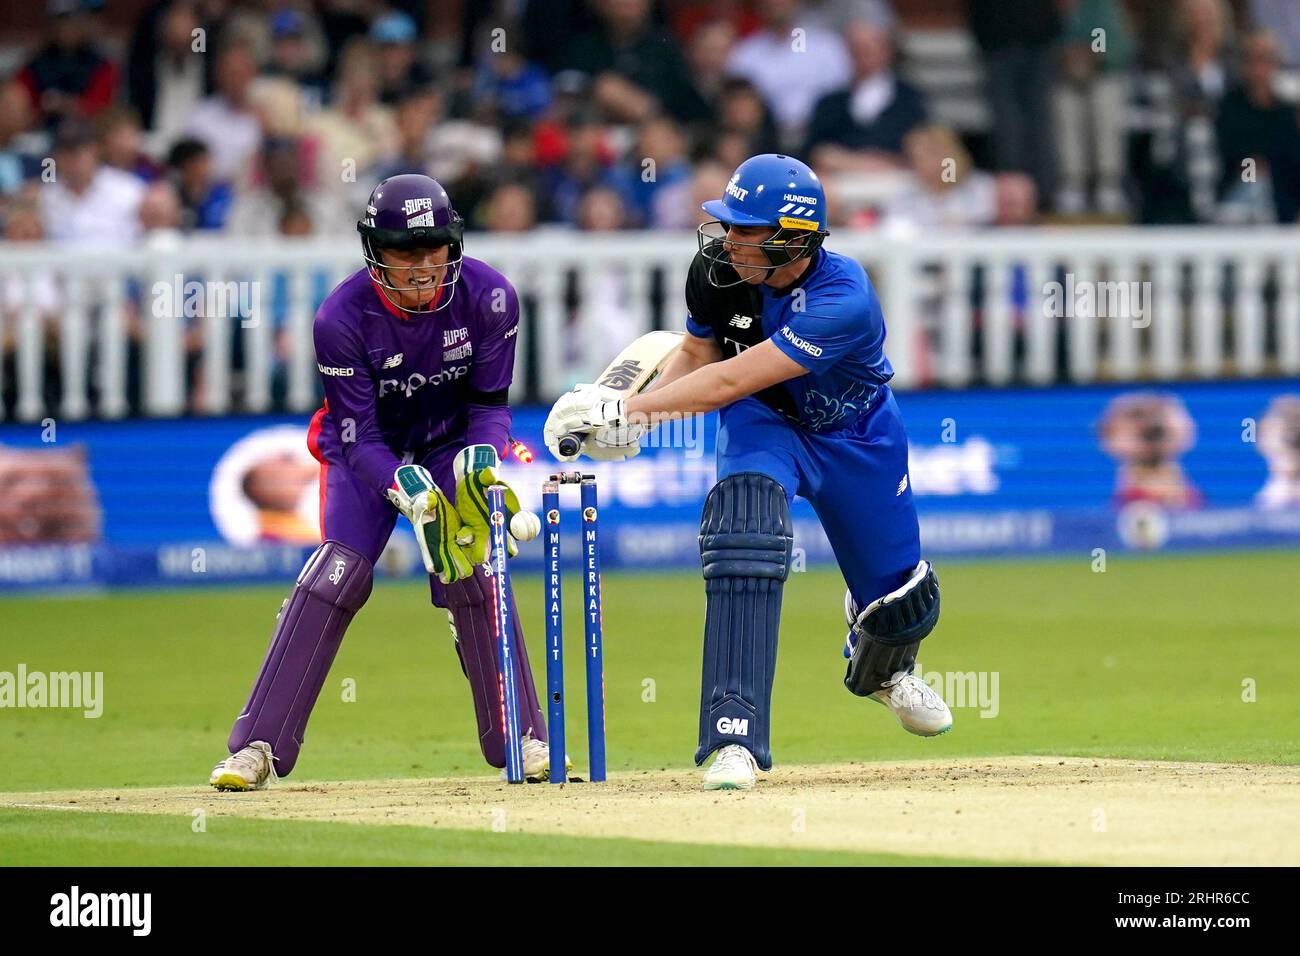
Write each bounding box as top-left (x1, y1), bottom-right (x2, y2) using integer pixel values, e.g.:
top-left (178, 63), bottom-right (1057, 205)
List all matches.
top-left (1, 379), bottom-right (1298, 590)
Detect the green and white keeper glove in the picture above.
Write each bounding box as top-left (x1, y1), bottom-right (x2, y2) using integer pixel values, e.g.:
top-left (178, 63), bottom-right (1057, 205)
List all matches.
top-left (387, 464), bottom-right (474, 584)
top-left (451, 444), bottom-right (541, 564)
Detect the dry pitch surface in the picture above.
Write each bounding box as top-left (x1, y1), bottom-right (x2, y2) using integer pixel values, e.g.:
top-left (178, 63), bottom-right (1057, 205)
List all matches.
top-left (5, 756), bottom-right (1298, 866)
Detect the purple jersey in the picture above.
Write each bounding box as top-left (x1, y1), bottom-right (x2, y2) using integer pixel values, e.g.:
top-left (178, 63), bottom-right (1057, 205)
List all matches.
top-left (309, 257), bottom-right (519, 495)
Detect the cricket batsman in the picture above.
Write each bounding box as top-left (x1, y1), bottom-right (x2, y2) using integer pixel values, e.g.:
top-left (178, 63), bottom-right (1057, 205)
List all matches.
top-left (545, 154), bottom-right (951, 790)
top-left (210, 173), bottom-right (553, 790)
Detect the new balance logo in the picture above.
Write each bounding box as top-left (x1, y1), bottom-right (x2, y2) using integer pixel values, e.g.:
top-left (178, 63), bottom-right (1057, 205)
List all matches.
top-left (381, 353), bottom-right (404, 369)
top-left (729, 314), bottom-right (754, 329)
top-left (897, 474), bottom-right (909, 496)
top-left (716, 717), bottom-right (749, 736)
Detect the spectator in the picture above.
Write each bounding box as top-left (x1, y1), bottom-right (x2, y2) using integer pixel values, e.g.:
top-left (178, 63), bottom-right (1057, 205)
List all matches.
top-left (521, 0), bottom-right (599, 73)
top-left (725, 0), bottom-right (852, 147)
top-left (139, 180), bottom-right (184, 246)
top-left (1131, 0), bottom-right (1236, 223)
top-left (689, 160), bottom-right (731, 226)
top-left (474, 120), bottom-right (549, 222)
top-left (675, 18), bottom-right (739, 127)
top-left (1217, 29), bottom-right (1300, 222)
top-left (966, 0), bottom-right (1062, 207)
top-left (95, 106), bottom-right (161, 182)
top-left (577, 185), bottom-right (628, 231)
top-left (1, 201), bottom-right (63, 423)
top-left (572, 184), bottom-right (637, 379)
top-left (226, 137), bottom-right (334, 237)
top-left (1248, 0), bottom-right (1300, 67)
top-left (17, 0), bottom-right (119, 129)
top-left (372, 12), bottom-right (435, 106)
top-left (168, 138), bottom-right (234, 231)
top-left (309, 41), bottom-right (398, 220)
top-left (279, 198), bottom-right (315, 236)
top-left (185, 41), bottom-right (264, 186)
top-left (880, 124), bottom-right (997, 234)
top-left (482, 182), bottom-right (538, 232)
top-left (0, 82), bottom-right (43, 202)
top-left (559, 0), bottom-right (699, 123)
top-left (125, 0), bottom-right (209, 153)
top-left (715, 78), bottom-right (782, 160)
top-left (317, 0), bottom-right (373, 79)
top-left (369, 89), bottom-right (440, 182)
top-left (471, 28), bottom-right (552, 121)
top-left (38, 119), bottom-right (145, 245)
top-left (541, 115), bottom-right (617, 225)
top-left (608, 116), bottom-right (693, 228)
top-left (1053, 0), bottom-right (1137, 215)
top-left (264, 7), bottom-right (330, 113)
top-left (670, 0), bottom-right (762, 41)
top-left (805, 16), bottom-right (928, 174)
top-left (994, 173), bottom-right (1040, 225)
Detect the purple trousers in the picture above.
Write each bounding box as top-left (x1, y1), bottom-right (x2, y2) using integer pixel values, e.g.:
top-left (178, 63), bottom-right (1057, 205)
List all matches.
top-left (227, 430), bottom-right (546, 775)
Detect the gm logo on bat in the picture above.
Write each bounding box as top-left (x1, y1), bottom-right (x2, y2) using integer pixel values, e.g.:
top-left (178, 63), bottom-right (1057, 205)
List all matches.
top-left (599, 359), bottom-right (644, 390)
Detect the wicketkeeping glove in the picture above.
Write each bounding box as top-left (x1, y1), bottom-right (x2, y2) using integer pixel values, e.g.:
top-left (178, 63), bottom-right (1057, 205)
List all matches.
top-left (387, 464), bottom-right (475, 584)
top-left (451, 444), bottom-right (541, 564)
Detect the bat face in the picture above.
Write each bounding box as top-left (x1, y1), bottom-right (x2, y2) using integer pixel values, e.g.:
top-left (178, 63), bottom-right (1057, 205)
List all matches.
top-left (595, 332), bottom-right (684, 397)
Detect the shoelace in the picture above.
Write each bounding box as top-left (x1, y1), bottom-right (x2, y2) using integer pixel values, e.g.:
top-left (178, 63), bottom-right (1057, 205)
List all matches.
top-left (221, 745), bottom-right (276, 784)
top-left (714, 746), bottom-right (754, 774)
top-left (892, 676), bottom-right (944, 711)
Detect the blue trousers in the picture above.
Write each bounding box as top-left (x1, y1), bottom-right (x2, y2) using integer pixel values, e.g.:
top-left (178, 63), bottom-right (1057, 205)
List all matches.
top-left (716, 389), bottom-right (920, 606)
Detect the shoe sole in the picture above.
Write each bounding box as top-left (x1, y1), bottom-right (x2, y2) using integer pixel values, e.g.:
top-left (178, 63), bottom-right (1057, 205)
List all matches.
top-left (870, 695), bottom-right (953, 737)
top-left (703, 780), bottom-right (754, 791)
top-left (210, 773), bottom-right (253, 792)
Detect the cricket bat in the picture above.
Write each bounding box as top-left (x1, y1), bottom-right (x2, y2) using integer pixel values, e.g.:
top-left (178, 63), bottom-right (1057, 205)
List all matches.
top-left (556, 330), bottom-right (684, 457)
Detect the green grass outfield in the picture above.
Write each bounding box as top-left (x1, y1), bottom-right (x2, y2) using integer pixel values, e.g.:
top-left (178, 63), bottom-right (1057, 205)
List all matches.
top-left (2, 550), bottom-right (1297, 864)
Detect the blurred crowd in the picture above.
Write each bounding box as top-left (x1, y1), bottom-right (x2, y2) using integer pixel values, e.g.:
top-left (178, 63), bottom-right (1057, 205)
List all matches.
top-left (1, 0), bottom-right (1300, 250)
top-left (3, 0), bottom-right (1300, 417)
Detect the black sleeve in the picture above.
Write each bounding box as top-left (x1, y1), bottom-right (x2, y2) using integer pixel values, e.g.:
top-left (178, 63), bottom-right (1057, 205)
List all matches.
top-left (684, 249), bottom-right (715, 335)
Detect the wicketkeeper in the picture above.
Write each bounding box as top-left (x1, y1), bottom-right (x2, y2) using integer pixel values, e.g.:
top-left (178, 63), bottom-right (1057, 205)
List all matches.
top-left (545, 154), bottom-right (952, 791)
top-left (210, 174), bottom-right (555, 790)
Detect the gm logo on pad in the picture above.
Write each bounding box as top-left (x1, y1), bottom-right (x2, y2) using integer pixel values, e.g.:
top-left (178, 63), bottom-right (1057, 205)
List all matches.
top-left (716, 717), bottom-right (749, 736)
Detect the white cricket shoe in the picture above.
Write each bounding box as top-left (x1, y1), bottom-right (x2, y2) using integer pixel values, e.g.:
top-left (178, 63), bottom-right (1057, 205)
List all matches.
top-left (502, 732), bottom-right (572, 782)
top-left (870, 674), bottom-right (953, 736)
top-left (209, 741), bottom-right (276, 791)
top-left (702, 744), bottom-right (758, 791)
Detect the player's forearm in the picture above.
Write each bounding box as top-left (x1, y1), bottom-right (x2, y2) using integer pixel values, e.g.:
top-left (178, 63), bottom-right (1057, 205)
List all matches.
top-left (465, 404), bottom-right (512, 458)
top-left (343, 440), bottom-right (403, 496)
top-left (627, 362), bottom-right (746, 417)
top-left (650, 344), bottom-right (713, 391)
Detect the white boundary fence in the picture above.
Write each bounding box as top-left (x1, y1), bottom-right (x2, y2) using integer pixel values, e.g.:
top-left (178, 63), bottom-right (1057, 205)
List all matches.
top-left (1, 227), bottom-right (1299, 422)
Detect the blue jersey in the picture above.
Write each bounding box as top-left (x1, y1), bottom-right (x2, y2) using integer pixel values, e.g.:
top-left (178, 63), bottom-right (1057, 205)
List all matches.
top-left (684, 247), bottom-right (894, 432)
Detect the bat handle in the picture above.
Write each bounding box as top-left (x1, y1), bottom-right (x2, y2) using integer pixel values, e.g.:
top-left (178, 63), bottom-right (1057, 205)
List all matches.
top-left (557, 433), bottom-right (582, 458)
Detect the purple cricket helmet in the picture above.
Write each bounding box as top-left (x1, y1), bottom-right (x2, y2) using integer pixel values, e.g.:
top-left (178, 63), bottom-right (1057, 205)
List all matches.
top-left (357, 173), bottom-right (465, 313)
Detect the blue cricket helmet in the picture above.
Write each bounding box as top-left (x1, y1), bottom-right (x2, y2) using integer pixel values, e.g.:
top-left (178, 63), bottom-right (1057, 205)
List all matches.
top-left (698, 154), bottom-right (829, 287)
